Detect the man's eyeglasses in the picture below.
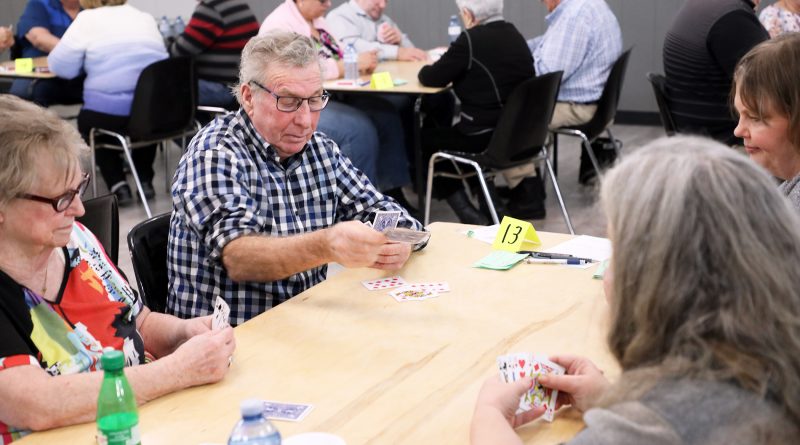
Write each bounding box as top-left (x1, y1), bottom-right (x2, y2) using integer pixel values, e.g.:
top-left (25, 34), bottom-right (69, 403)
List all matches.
top-left (18, 172), bottom-right (91, 212)
top-left (250, 80), bottom-right (330, 112)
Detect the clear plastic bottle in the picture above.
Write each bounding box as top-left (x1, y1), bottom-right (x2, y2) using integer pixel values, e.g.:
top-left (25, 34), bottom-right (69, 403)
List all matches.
top-left (448, 15), bottom-right (461, 43)
top-left (158, 15), bottom-right (173, 40)
top-left (228, 399), bottom-right (281, 445)
top-left (96, 350), bottom-right (140, 445)
top-left (344, 43), bottom-right (358, 81)
top-left (172, 16), bottom-right (186, 36)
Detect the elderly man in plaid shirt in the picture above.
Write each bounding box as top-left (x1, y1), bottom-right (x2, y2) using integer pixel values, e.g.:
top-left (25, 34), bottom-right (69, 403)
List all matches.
top-left (167, 31), bottom-right (423, 326)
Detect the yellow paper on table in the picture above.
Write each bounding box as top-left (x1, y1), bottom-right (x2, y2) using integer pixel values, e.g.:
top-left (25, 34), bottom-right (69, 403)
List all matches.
top-left (14, 58), bottom-right (34, 74)
top-left (370, 72), bottom-right (394, 90)
top-left (492, 215), bottom-right (541, 252)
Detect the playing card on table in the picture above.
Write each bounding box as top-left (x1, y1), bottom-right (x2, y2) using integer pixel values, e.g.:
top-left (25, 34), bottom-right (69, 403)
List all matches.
top-left (403, 282), bottom-right (450, 293)
top-left (373, 210), bottom-right (401, 233)
top-left (361, 276), bottom-right (406, 291)
top-left (385, 227), bottom-right (431, 244)
top-left (212, 296), bottom-right (230, 330)
top-left (388, 286), bottom-right (438, 302)
top-left (263, 400), bottom-right (313, 422)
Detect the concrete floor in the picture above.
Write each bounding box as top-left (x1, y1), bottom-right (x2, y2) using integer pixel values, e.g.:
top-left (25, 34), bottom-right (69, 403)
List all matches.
top-left (102, 123), bottom-right (666, 284)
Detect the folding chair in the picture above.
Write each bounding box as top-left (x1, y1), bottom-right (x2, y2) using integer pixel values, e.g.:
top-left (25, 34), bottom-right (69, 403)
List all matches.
top-left (127, 212), bottom-right (171, 313)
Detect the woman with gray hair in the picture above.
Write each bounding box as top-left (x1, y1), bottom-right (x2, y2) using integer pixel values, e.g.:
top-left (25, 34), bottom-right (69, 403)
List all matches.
top-left (0, 95), bottom-right (235, 442)
top-left (418, 0), bottom-right (534, 224)
top-left (471, 136), bottom-right (800, 444)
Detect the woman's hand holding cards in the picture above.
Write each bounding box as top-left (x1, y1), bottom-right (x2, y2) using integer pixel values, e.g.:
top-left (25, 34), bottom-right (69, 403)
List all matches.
top-left (537, 355), bottom-right (610, 413)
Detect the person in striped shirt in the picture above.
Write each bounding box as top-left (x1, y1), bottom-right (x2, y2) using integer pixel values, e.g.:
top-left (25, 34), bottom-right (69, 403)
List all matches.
top-left (169, 0), bottom-right (260, 108)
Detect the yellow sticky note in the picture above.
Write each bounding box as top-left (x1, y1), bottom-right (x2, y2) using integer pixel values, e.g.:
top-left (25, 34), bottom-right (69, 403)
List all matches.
top-left (15, 58), bottom-right (34, 74)
top-left (492, 216), bottom-right (541, 252)
top-left (370, 71), bottom-right (394, 90)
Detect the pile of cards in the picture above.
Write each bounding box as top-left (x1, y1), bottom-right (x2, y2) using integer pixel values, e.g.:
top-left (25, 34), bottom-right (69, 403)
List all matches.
top-left (497, 353), bottom-right (566, 422)
top-left (366, 211), bottom-right (431, 244)
top-left (361, 276), bottom-right (450, 303)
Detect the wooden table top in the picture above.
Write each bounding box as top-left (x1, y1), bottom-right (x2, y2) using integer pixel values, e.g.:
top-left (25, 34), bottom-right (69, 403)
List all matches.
top-left (0, 56), bottom-right (55, 79)
top-left (18, 222), bottom-right (617, 445)
top-left (323, 60), bottom-right (445, 95)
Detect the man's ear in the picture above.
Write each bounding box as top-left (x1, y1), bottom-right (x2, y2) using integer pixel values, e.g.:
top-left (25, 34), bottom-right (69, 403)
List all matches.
top-left (241, 83), bottom-right (254, 115)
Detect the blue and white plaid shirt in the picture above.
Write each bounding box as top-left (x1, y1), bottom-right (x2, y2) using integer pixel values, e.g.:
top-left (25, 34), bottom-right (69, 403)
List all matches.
top-left (167, 109), bottom-right (422, 325)
top-left (527, 0), bottom-right (622, 103)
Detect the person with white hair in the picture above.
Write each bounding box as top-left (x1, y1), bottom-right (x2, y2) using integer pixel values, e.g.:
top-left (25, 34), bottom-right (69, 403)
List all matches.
top-left (470, 136), bottom-right (800, 444)
top-left (417, 0), bottom-right (534, 224)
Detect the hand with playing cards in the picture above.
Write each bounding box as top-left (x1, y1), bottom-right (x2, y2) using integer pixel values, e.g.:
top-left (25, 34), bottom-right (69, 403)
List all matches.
top-left (325, 221), bottom-right (388, 267)
top-left (371, 241), bottom-right (412, 270)
top-left (471, 375), bottom-right (546, 444)
top-left (536, 355), bottom-right (609, 413)
top-left (168, 326), bottom-right (236, 386)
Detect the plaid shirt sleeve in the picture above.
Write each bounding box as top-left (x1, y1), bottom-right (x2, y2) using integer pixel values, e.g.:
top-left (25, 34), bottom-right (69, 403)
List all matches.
top-left (175, 136), bottom-right (267, 264)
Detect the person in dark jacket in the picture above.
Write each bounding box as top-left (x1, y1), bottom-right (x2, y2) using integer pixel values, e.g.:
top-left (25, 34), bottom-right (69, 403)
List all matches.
top-left (663, 0), bottom-right (768, 145)
top-left (418, 0), bottom-right (533, 225)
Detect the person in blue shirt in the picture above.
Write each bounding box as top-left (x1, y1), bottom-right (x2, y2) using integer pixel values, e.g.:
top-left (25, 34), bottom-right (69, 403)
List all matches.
top-left (8, 0), bottom-right (84, 106)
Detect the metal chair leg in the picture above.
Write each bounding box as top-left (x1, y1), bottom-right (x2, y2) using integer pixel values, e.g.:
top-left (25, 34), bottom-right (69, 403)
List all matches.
top-left (89, 129), bottom-right (99, 197)
top-left (424, 153), bottom-right (440, 226)
top-left (471, 163), bottom-right (498, 225)
top-left (541, 147), bottom-right (574, 235)
top-left (119, 139), bottom-right (153, 218)
top-left (581, 135), bottom-right (603, 180)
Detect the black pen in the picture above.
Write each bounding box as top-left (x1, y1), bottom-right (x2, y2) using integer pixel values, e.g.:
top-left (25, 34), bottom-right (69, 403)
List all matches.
top-left (517, 251), bottom-right (596, 262)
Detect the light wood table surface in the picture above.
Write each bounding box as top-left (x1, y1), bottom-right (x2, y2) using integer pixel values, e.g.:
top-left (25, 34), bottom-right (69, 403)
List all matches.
top-left (323, 60), bottom-right (443, 95)
top-left (18, 222), bottom-right (616, 445)
top-left (0, 56), bottom-right (55, 79)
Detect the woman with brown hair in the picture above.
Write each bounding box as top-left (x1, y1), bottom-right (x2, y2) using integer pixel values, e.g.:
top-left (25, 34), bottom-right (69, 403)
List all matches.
top-left (471, 136), bottom-right (800, 444)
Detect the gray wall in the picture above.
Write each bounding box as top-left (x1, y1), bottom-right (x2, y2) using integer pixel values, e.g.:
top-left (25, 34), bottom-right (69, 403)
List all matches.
top-left (0, 0), bottom-right (777, 115)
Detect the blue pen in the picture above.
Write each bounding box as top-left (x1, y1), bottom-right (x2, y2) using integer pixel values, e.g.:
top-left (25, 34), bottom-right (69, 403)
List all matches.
top-left (525, 257), bottom-right (593, 265)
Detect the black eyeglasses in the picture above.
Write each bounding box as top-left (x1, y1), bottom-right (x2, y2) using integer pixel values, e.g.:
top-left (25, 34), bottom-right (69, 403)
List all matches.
top-left (18, 172), bottom-right (91, 212)
top-left (250, 80), bottom-right (330, 112)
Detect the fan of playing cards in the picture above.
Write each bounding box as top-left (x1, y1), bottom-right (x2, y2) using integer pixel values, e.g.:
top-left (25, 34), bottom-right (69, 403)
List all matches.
top-left (366, 210), bottom-right (431, 244)
top-left (497, 353), bottom-right (566, 422)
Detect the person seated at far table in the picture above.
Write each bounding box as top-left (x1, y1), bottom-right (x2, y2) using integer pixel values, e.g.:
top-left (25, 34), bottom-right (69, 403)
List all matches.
top-left (418, 0), bottom-right (533, 225)
top-left (168, 0), bottom-right (260, 110)
top-left (168, 32), bottom-right (425, 327)
top-left (8, 0), bottom-right (84, 106)
top-left (0, 95), bottom-right (235, 444)
top-left (732, 33), bottom-right (800, 212)
top-left (259, 0), bottom-right (415, 207)
top-left (0, 26), bottom-right (13, 51)
top-left (326, 0), bottom-right (428, 62)
top-left (48, 0), bottom-right (168, 207)
top-left (759, 0), bottom-right (800, 37)
top-left (471, 136), bottom-right (800, 444)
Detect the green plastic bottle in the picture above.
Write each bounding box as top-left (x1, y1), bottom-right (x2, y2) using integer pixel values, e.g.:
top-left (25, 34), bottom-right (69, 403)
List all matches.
top-left (96, 350), bottom-right (140, 445)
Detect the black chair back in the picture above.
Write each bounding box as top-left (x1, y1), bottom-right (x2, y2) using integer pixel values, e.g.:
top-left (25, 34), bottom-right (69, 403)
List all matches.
top-left (127, 56), bottom-right (196, 141)
top-left (646, 72), bottom-right (678, 136)
top-left (127, 213), bottom-right (171, 313)
top-left (475, 71), bottom-right (563, 168)
top-left (568, 49), bottom-right (632, 140)
top-left (77, 194), bottom-right (119, 265)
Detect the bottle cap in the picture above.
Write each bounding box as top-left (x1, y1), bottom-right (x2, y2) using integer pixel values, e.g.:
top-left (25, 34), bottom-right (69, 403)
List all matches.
top-left (100, 349), bottom-right (125, 371)
top-left (240, 399), bottom-right (264, 417)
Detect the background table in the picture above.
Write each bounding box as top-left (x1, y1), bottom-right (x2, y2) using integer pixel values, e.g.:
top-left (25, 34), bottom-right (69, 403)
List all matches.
top-left (324, 61), bottom-right (447, 211)
top-left (18, 222), bottom-right (617, 445)
top-left (0, 56), bottom-right (55, 79)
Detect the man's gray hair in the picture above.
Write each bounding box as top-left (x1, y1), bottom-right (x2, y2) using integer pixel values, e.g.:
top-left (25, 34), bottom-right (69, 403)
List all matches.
top-left (233, 31), bottom-right (325, 104)
top-left (454, 0), bottom-right (503, 22)
top-left (0, 94), bottom-right (88, 209)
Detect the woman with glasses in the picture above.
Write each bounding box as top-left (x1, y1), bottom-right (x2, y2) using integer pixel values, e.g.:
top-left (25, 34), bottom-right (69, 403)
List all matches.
top-left (259, 0), bottom-right (416, 208)
top-left (0, 95), bottom-right (235, 442)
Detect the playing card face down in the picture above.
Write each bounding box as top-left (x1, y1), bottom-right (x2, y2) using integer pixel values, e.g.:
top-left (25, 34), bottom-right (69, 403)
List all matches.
top-left (263, 400), bottom-right (313, 422)
top-left (496, 353), bottom-right (565, 422)
top-left (361, 276), bottom-right (406, 290)
top-left (373, 210), bottom-right (401, 233)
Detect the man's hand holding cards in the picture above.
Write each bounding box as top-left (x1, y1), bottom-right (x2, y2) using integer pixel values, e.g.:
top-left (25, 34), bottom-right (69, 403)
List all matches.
top-left (370, 211), bottom-right (430, 245)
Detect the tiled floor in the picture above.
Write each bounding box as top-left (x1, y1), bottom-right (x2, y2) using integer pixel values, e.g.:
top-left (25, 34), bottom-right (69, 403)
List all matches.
top-left (103, 123), bottom-right (666, 285)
